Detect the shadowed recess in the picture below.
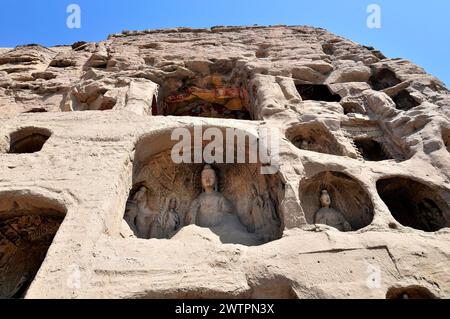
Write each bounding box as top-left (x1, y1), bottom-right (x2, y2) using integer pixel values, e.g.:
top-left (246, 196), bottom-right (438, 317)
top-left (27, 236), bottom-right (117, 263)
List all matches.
top-left (295, 84), bottom-right (341, 102)
top-left (286, 122), bottom-right (345, 156)
top-left (386, 286), bottom-right (438, 299)
top-left (0, 193), bottom-right (66, 299)
top-left (8, 127), bottom-right (51, 154)
top-left (369, 68), bottom-right (401, 91)
top-left (377, 177), bottom-right (450, 232)
top-left (354, 138), bottom-right (392, 161)
top-left (299, 171), bottom-right (374, 231)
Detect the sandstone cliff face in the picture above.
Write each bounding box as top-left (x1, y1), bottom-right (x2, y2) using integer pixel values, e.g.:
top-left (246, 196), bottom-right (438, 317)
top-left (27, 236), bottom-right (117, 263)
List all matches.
top-left (0, 26), bottom-right (449, 299)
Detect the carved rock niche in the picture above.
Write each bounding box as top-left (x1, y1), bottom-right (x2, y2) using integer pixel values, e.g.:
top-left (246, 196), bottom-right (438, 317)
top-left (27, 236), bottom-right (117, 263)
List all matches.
top-left (286, 122), bottom-right (345, 156)
top-left (377, 177), bottom-right (450, 232)
top-left (299, 171), bottom-right (374, 231)
top-left (122, 129), bottom-right (285, 246)
top-left (442, 127), bottom-right (450, 153)
top-left (154, 60), bottom-right (254, 119)
top-left (0, 194), bottom-right (65, 298)
top-left (386, 286), bottom-right (438, 299)
top-left (295, 84), bottom-right (341, 102)
top-left (354, 138), bottom-right (392, 161)
top-left (392, 90), bottom-right (420, 111)
top-left (369, 68), bottom-right (401, 91)
top-left (7, 127), bottom-right (51, 154)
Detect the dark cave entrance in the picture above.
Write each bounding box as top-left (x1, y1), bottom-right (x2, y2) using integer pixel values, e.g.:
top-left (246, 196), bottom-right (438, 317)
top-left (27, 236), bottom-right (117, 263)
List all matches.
top-left (8, 128), bottom-right (51, 154)
top-left (354, 138), bottom-right (392, 161)
top-left (287, 123), bottom-right (345, 156)
top-left (369, 68), bottom-right (401, 91)
top-left (386, 286), bottom-right (437, 299)
top-left (377, 177), bottom-right (449, 232)
top-left (0, 195), bottom-right (66, 298)
top-left (392, 90), bottom-right (420, 111)
top-left (443, 127), bottom-right (450, 153)
top-left (295, 84), bottom-right (341, 102)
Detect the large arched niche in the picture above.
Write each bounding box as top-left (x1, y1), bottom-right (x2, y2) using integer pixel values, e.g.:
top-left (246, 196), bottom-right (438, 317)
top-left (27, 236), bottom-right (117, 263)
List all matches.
top-left (0, 192), bottom-right (66, 299)
top-left (299, 171), bottom-right (374, 231)
top-left (286, 122), bottom-right (345, 157)
top-left (377, 177), bottom-right (450, 232)
top-left (123, 126), bottom-right (285, 246)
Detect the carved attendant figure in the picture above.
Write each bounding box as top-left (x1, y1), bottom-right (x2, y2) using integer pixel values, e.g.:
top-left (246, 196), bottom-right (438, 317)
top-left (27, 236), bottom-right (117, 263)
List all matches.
top-left (262, 191), bottom-right (281, 240)
top-left (314, 190), bottom-right (352, 232)
top-left (249, 184), bottom-right (265, 233)
top-left (187, 165), bottom-right (234, 227)
top-left (125, 186), bottom-right (159, 239)
top-left (151, 198), bottom-right (181, 239)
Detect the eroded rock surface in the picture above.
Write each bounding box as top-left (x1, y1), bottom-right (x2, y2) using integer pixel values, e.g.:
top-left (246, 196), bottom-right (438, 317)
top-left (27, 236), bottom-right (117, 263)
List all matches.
top-left (0, 26), bottom-right (449, 299)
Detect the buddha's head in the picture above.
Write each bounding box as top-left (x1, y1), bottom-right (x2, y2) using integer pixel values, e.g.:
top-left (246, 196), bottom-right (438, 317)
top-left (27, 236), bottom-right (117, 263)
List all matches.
top-left (250, 184), bottom-right (258, 197)
top-left (134, 186), bottom-right (148, 201)
top-left (201, 165), bottom-right (217, 193)
top-left (320, 190), bottom-right (331, 208)
top-left (168, 197), bottom-right (177, 210)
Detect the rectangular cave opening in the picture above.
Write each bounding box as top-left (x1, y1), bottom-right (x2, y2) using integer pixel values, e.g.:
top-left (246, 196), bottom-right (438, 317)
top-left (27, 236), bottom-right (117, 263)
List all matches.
top-left (295, 84), bottom-right (341, 102)
top-left (369, 68), bottom-right (401, 91)
top-left (155, 74), bottom-right (253, 120)
top-left (392, 90), bottom-right (420, 111)
top-left (354, 138), bottom-right (392, 161)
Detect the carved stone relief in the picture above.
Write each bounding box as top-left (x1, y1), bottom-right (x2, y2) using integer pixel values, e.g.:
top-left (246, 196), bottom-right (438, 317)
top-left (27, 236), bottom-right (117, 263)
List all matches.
top-left (123, 151), bottom-right (283, 245)
top-left (0, 208), bottom-right (63, 298)
top-left (299, 171), bottom-right (374, 231)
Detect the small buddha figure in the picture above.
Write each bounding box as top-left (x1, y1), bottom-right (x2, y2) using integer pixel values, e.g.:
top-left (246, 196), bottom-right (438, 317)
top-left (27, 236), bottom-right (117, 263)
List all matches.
top-left (125, 186), bottom-right (159, 239)
top-left (301, 140), bottom-right (310, 151)
top-left (151, 198), bottom-right (181, 239)
top-left (314, 190), bottom-right (352, 232)
top-left (262, 191), bottom-right (281, 240)
top-left (249, 184), bottom-right (265, 234)
top-left (186, 165), bottom-right (235, 228)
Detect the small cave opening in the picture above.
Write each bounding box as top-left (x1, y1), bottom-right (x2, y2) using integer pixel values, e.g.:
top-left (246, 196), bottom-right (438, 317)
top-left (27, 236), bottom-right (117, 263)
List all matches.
top-left (24, 108), bottom-right (47, 114)
top-left (0, 193), bottom-right (66, 298)
top-left (155, 64), bottom-right (253, 119)
top-left (49, 60), bottom-right (76, 68)
top-left (377, 177), bottom-right (450, 232)
top-left (443, 127), bottom-right (450, 153)
top-left (121, 128), bottom-right (285, 246)
top-left (286, 123), bottom-right (345, 156)
top-left (392, 90), bottom-right (420, 111)
top-left (8, 127), bottom-right (51, 154)
top-left (255, 47), bottom-right (270, 59)
top-left (354, 138), bottom-right (392, 161)
top-left (369, 68), bottom-right (401, 91)
top-left (299, 171), bottom-right (374, 231)
top-left (386, 286), bottom-right (437, 299)
top-left (151, 96), bottom-right (158, 116)
top-left (321, 43), bottom-right (335, 56)
top-left (295, 84), bottom-right (341, 102)
top-left (341, 102), bottom-right (365, 115)
top-left (71, 88), bottom-right (117, 111)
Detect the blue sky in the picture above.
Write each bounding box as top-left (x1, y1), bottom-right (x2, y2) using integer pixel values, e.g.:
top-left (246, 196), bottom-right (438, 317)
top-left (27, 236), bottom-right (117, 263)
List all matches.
top-left (0, 0), bottom-right (449, 87)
